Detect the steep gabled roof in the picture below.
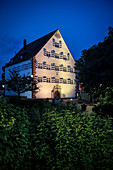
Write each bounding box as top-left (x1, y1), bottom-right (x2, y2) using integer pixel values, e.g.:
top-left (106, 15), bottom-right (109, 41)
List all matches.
top-left (3, 29), bottom-right (57, 69)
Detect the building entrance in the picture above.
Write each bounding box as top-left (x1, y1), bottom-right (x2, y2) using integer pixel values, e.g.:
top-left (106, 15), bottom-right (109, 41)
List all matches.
top-left (54, 90), bottom-right (60, 100)
top-left (52, 85), bottom-right (61, 99)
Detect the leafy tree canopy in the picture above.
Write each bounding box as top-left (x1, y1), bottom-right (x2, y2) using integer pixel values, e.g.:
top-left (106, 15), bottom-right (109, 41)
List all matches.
top-left (76, 26), bottom-right (113, 93)
top-left (5, 70), bottom-right (39, 96)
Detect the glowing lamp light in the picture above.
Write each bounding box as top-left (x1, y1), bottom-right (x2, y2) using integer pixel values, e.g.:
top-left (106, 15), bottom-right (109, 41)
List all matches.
top-left (31, 75), bottom-right (33, 78)
top-left (70, 98), bottom-right (73, 101)
top-left (2, 85), bottom-right (5, 88)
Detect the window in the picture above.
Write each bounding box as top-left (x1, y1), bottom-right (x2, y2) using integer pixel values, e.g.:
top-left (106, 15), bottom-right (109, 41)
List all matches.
top-left (55, 79), bottom-right (59, 83)
top-left (67, 65), bottom-right (71, 72)
top-left (55, 66), bottom-right (59, 71)
top-left (38, 63), bottom-right (42, 69)
top-left (51, 77), bottom-right (55, 83)
top-left (38, 77), bottom-right (42, 82)
top-left (60, 52), bottom-right (63, 59)
top-left (67, 79), bottom-right (71, 84)
top-left (51, 50), bottom-right (55, 57)
top-left (46, 51), bottom-right (50, 57)
top-left (51, 63), bottom-right (55, 70)
top-left (47, 64), bottom-right (50, 70)
top-left (47, 78), bottom-right (50, 83)
top-left (55, 42), bottom-right (59, 48)
top-left (43, 48), bottom-right (50, 57)
top-left (63, 55), bottom-right (67, 60)
top-left (43, 48), bottom-right (46, 56)
top-left (53, 38), bottom-right (55, 46)
top-left (63, 67), bottom-right (67, 72)
top-left (43, 61), bottom-right (46, 69)
top-left (63, 79), bottom-right (66, 84)
top-left (70, 67), bottom-right (73, 72)
top-left (60, 78), bottom-right (63, 83)
top-left (70, 80), bottom-right (73, 84)
top-left (56, 72), bottom-right (59, 75)
top-left (55, 53), bottom-right (59, 59)
top-left (43, 76), bottom-right (47, 82)
top-left (60, 64), bottom-right (63, 71)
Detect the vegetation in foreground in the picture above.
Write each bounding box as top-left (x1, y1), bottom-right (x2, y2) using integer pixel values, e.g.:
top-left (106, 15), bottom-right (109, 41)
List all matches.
top-left (0, 97), bottom-right (113, 170)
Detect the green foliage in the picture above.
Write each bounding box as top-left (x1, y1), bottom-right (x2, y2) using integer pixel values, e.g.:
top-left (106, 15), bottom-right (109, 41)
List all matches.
top-left (34, 109), bottom-right (113, 170)
top-left (0, 97), bottom-right (31, 170)
top-left (93, 87), bottom-right (113, 117)
top-left (1, 97), bottom-right (113, 169)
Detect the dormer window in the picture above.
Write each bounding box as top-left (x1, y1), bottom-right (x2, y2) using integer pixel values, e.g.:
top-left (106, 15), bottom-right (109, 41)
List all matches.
top-left (53, 38), bottom-right (55, 46)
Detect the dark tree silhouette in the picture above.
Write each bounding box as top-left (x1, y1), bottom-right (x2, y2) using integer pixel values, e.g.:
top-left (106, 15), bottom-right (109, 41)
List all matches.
top-left (76, 26), bottom-right (113, 94)
top-left (5, 70), bottom-right (39, 97)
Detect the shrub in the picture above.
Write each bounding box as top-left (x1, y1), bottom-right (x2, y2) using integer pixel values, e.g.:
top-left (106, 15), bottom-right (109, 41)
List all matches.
top-left (34, 110), bottom-right (113, 170)
top-left (0, 98), bottom-right (31, 170)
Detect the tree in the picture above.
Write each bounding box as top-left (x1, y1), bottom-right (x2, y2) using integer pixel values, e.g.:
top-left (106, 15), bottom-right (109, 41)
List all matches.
top-left (76, 26), bottom-right (113, 94)
top-left (5, 69), bottom-right (39, 97)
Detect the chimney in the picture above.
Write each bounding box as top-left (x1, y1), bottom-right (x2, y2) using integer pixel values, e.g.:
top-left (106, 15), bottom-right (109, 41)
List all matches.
top-left (24, 39), bottom-right (27, 48)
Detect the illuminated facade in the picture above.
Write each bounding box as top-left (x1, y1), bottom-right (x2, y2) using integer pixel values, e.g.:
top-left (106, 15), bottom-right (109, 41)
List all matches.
top-left (3, 29), bottom-right (76, 99)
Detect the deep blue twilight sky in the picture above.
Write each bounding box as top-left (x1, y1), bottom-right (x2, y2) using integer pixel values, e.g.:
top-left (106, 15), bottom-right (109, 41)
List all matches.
top-left (0, 0), bottom-right (113, 80)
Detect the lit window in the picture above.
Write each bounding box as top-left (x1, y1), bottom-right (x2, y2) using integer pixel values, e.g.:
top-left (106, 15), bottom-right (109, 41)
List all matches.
top-left (53, 38), bottom-right (55, 46)
top-left (60, 78), bottom-right (63, 83)
top-left (55, 53), bottom-right (59, 59)
top-left (67, 79), bottom-right (71, 84)
top-left (51, 77), bottom-right (55, 83)
top-left (55, 66), bottom-right (59, 71)
top-left (38, 63), bottom-right (42, 69)
top-left (47, 78), bottom-right (50, 83)
top-left (63, 79), bottom-right (66, 84)
top-left (47, 64), bottom-right (50, 70)
top-left (55, 42), bottom-right (59, 48)
top-left (56, 72), bottom-right (59, 75)
top-left (60, 64), bottom-right (63, 71)
top-left (63, 55), bottom-right (67, 60)
top-left (51, 63), bottom-right (55, 70)
top-left (70, 80), bottom-right (73, 84)
top-left (43, 76), bottom-right (47, 82)
top-left (43, 61), bottom-right (46, 69)
top-left (67, 65), bottom-right (71, 72)
top-left (70, 68), bottom-right (73, 72)
top-left (55, 79), bottom-right (59, 83)
top-left (38, 77), bottom-right (42, 82)
top-left (63, 67), bottom-right (67, 72)
top-left (43, 48), bottom-right (46, 56)
top-left (46, 51), bottom-right (50, 57)
top-left (51, 50), bottom-right (55, 57)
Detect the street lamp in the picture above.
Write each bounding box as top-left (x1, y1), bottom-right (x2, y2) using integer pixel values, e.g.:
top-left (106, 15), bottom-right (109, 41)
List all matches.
top-left (31, 75), bottom-right (33, 78)
top-left (2, 85), bottom-right (5, 88)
